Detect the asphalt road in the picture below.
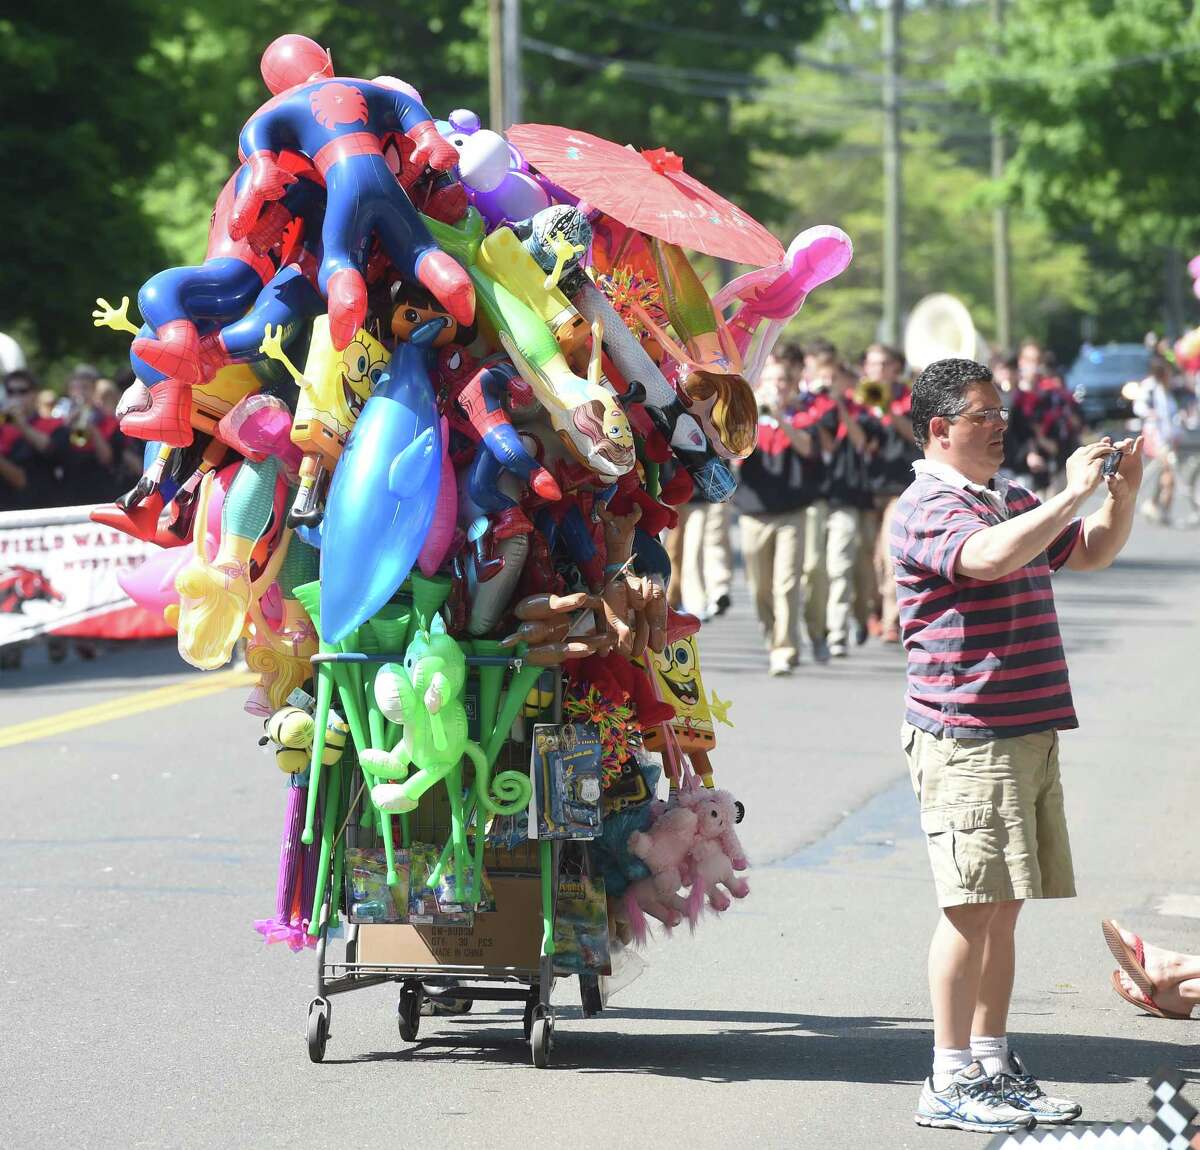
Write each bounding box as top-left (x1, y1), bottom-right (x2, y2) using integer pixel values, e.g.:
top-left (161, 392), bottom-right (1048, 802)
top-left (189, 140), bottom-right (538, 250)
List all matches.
top-left (1, 516), bottom-right (1197, 1149)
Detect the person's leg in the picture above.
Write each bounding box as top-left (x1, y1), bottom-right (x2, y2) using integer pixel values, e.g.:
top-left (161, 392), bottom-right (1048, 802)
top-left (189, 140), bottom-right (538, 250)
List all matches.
top-left (739, 513), bottom-right (775, 647)
top-left (802, 500), bottom-right (829, 651)
top-left (664, 503), bottom-right (693, 609)
top-left (930, 902), bottom-right (1001, 1053)
top-left (973, 900), bottom-right (1024, 1038)
top-left (681, 502), bottom-right (708, 615)
top-left (824, 506), bottom-right (861, 653)
top-left (854, 505), bottom-right (881, 636)
top-left (876, 494), bottom-right (902, 640)
top-left (1109, 922), bottom-right (1200, 991)
top-left (771, 510), bottom-right (806, 668)
top-left (702, 499), bottom-right (733, 612)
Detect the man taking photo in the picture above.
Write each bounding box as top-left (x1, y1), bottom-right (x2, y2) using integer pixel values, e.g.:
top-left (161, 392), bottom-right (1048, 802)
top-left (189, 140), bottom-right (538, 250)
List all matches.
top-left (890, 358), bottom-right (1142, 1134)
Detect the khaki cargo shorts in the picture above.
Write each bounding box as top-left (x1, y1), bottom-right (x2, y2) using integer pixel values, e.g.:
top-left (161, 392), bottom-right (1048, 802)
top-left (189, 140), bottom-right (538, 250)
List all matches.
top-left (902, 722), bottom-right (1076, 907)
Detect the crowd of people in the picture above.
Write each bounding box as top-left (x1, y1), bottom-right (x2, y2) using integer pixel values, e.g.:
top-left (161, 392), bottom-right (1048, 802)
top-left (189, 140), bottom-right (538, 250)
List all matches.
top-left (0, 364), bottom-right (142, 512)
top-left (667, 334), bottom-right (1184, 676)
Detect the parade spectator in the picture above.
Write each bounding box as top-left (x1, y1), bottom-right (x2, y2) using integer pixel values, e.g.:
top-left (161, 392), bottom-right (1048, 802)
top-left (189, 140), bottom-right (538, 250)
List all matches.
top-left (734, 351), bottom-right (815, 675)
top-left (894, 357), bottom-right (1142, 1133)
top-left (60, 378), bottom-right (118, 505)
top-left (1, 368), bottom-right (64, 510)
top-left (1103, 920), bottom-right (1198, 1020)
top-left (796, 355), bottom-right (881, 658)
top-left (1134, 355), bottom-right (1182, 524)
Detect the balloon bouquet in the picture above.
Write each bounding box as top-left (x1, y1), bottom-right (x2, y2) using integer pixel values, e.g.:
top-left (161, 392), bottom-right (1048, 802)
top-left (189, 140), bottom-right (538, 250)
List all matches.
top-left (93, 34), bottom-right (853, 952)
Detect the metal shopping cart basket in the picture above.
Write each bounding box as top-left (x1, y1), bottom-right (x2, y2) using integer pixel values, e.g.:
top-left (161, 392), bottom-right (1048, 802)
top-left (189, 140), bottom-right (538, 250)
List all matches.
top-left (302, 649), bottom-right (602, 1068)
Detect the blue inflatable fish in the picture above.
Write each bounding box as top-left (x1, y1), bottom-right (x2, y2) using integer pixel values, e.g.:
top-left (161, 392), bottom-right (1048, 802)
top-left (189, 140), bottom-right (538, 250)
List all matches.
top-left (319, 319), bottom-right (445, 644)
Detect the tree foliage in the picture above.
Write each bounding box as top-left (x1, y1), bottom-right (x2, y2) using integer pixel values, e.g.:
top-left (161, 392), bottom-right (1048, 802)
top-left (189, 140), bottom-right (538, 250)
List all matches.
top-left (1, 0), bottom-right (832, 378)
top-left (953, 0), bottom-right (1200, 254)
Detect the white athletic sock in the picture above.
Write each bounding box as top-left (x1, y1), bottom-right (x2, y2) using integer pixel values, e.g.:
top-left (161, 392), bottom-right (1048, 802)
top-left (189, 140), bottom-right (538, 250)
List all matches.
top-left (971, 1034), bottom-right (1009, 1079)
top-left (931, 1046), bottom-right (973, 1090)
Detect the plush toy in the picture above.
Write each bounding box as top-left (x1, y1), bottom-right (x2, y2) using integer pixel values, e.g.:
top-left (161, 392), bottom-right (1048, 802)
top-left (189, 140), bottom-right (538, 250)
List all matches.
top-left (677, 787), bottom-right (749, 918)
top-left (620, 785), bottom-right (749, 941)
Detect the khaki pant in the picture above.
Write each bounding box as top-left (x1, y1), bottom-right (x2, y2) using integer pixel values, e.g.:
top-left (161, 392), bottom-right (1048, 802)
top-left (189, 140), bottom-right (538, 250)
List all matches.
top-left (855, 505), bottom-right (883, 629)
top-left (740, 509), bottom-right (806, 661)
top-left (875, 494), bottom-right (902, 635)
top-left (665, 503), bottom-right (709, 612)
top-left (824, 506), bottom-right (861, 647)
top-left (703, 500), bottom-right (733, 605)
top-left (802, 501), bottom-right (829, 641)
top-left (903, 723), bottom-right (1076, 907)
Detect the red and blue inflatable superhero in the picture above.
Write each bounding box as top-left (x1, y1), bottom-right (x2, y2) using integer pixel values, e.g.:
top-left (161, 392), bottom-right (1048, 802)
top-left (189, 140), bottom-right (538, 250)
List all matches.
top-left (226, 38), bottom-right (472, 351)
top-left (122, 163), bottom-right (327, 445)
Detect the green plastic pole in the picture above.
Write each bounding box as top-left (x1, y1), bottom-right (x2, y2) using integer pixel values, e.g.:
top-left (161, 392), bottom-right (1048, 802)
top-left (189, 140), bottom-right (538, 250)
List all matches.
top-left (307, 756), bottom-right (343, 937)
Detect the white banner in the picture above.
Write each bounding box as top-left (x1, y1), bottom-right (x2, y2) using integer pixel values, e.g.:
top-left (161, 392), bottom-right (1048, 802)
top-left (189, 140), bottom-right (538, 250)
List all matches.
top-left (0, 505), bottom-right (173, 646)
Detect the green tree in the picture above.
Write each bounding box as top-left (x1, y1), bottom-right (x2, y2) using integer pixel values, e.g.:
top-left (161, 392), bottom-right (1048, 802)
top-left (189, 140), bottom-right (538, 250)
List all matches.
top-left (0, 5), bottom-right (189, 367)
top-left (744, 2), bottom-right (1094, 359)
top-left (4, 0), bottom-right (835, 379)
top-left (951, 0), bottom-right (1200, 342)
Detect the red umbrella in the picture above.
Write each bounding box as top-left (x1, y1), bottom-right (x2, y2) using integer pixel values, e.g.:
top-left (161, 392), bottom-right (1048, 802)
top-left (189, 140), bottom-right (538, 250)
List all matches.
top-left (506, 123), bottom-right (785, 268)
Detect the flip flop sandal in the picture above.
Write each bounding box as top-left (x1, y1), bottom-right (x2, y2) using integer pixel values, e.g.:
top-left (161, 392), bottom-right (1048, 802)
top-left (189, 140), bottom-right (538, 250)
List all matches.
top-left (1109, 970), bottom-right (1192, 1020)
top-left (1101, 919), bottom-right (1158, 999)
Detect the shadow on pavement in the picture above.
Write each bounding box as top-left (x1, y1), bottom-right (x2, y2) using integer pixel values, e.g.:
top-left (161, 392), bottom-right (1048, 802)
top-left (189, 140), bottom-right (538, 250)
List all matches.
top-left (320, 1008), bottom-right (1198, 1085)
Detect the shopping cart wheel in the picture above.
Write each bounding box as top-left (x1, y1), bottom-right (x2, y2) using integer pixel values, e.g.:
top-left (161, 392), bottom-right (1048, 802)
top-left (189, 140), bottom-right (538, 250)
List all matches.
top-left (398, 985), bottom-right (422, 1042)
top-left (522, 996), bottom-right (536, 1040)
top-left (306, 998), bottom-right (329, 1063)
top-left (530, 1008), bottom-right (553, 1068)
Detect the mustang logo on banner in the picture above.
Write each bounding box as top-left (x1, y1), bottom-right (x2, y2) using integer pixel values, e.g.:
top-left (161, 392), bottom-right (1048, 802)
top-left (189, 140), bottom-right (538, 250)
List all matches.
top-left (0, 505), bottom-right (173, 646)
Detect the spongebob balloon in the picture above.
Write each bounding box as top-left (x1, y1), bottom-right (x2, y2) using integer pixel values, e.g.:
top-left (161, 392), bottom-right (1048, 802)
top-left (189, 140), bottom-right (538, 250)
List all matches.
top-left (642, 632), bottom-right (733, 788)
top-left (259, 316), bottom-right (389, 528)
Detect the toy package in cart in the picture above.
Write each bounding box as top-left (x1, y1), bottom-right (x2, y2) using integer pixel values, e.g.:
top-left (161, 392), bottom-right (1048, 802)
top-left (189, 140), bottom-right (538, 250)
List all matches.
top-left (95, 28), bottom-right (853, 1068)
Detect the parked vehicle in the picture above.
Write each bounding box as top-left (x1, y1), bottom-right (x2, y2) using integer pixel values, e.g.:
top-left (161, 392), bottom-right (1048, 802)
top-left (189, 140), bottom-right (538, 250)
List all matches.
top-left (1065, 343), bottom-right (1150, 427)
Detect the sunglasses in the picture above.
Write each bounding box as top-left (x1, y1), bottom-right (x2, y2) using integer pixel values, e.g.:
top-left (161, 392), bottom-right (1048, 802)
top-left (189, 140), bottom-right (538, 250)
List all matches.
top-left (943, 407), bottom-right (1009, 426)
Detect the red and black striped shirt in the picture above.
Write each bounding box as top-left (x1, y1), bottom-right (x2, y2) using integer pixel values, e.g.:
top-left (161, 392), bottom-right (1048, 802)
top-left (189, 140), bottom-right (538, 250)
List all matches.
top-left (890, 465), bottom-right (1083, 738)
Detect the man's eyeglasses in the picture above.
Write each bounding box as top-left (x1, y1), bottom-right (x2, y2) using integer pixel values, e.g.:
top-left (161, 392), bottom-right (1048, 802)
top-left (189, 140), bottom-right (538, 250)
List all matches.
top-left (943, 407), bottom-right (1009, 426)
top-left (5, 387), bottom-right (30, 397)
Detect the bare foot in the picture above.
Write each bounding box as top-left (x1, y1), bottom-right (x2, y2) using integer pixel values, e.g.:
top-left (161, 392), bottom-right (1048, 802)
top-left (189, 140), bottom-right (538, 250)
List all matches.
top-left (1117, 970), bottom-right (1194, 1017)
top-left (1111, 920), bottom-right (1184, 990)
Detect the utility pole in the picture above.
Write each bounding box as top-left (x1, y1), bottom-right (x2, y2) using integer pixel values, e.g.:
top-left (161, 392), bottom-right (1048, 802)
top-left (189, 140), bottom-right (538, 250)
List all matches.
top-left (488, 0), bottom-right (504, 132)
top-left (991, 0), bottom-right (1012, 351)
top-left (881, 0), bottom-right (903, 346)
top-left (488, 0), bottom-right (522, 130)
top-left (502, 0), bottom-right (523, 127)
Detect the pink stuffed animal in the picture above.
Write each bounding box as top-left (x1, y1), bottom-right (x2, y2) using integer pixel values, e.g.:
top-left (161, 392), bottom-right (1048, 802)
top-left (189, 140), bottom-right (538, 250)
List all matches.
top-left (680, 788), bottom-right (749, 918)
top-left (622, 786), bottom-right (749, 942)
top-left (628, 802), bottom-right (698, 900)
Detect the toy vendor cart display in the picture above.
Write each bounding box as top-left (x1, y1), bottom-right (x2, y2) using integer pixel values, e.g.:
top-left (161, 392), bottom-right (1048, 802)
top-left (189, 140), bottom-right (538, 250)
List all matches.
top-left (92, 32), bottom-right (851, 1070)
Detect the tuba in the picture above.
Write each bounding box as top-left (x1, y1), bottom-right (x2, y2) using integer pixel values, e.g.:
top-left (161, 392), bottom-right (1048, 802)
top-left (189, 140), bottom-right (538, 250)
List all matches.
top-left (903, 293), bottom-right (990, 374)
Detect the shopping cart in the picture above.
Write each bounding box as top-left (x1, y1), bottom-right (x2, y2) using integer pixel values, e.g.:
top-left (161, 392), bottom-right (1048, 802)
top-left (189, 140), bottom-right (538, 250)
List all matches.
top-left (302, 651), bottom-right (602, 1068)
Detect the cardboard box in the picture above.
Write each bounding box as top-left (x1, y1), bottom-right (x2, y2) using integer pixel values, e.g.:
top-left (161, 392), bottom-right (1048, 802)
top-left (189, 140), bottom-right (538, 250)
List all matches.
top-left (357, 876), bottom-right (543, 970)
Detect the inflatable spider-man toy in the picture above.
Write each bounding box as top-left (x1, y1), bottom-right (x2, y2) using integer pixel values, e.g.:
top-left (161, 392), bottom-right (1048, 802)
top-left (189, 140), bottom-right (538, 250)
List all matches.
top-left (228, 36), bottom-right (473, 351)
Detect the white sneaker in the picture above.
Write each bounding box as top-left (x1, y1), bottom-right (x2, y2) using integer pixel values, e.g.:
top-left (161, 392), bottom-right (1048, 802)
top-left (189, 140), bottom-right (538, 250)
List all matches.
top-left (990, 1050), bottom-right (1082, 1124)
top-left (768, 651), bottom-right (793, 677)
top-left (828, 640), bottom-right (848, 658)
top-left (914, 1061), bottom-right (1036, 1133)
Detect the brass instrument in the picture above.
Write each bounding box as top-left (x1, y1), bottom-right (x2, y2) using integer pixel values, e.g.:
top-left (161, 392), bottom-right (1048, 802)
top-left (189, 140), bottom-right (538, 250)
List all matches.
top-left (856, 378), bottom-right (889, 409)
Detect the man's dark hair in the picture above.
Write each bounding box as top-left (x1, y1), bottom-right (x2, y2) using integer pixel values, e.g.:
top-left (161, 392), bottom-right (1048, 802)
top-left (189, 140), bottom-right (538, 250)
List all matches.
top-left (910, 358), bottom-right (993, 449)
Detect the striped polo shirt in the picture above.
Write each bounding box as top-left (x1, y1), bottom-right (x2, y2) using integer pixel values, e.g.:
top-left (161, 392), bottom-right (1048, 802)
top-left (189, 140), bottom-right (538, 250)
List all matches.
top-left (890, 460), bottom-right (1083, 739)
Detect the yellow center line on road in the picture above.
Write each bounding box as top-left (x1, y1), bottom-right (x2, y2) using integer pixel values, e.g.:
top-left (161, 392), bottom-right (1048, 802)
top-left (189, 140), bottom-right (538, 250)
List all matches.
top-left (0, 670), bottom-right (258, 751)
